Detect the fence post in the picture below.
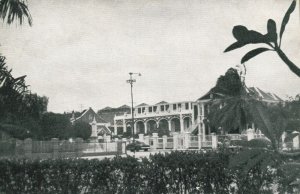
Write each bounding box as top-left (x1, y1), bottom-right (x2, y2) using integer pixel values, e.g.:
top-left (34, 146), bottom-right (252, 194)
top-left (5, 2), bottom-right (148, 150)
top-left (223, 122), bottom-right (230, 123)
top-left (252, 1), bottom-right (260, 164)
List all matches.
top-left (51, 138), bottom-right (59, 158)
top-left (173, 132), bottom-right (178, 150)
top-left (117, 141), bottom-right (123, 155)
top-left (162, 135), bottom-right (167, 149)
top-left (247, 128), bottom-right (255, 141)
top-left (138, 134), bottom-right (144, 142)
top-left (24, 138), bottom-right (32, 158)
top-left (211, 133), bottom-right (218, 150)
top-left (198, 134), bottom-right (202, 150)
top-left (105, 135), bottom-right (111, 143)
top-left (144, 135), bottom-right (150, 145)
top-left (282, 131), bottom-right (287, 150)
top-left (184, 132), bottom-right (191, 149)
top-left (75, 138), bottom-right (83, 157)
top-left (293, 131), bottom-right (300, 149)
top-left (152, 133), bottom-right (158, 150)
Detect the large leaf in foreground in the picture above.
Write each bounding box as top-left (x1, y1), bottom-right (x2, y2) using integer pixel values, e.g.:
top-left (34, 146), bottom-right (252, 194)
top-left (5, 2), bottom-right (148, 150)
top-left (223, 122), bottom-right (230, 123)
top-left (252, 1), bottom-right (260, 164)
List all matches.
top-left (267, 19), bottom-right (277, 43)
top-left (241, 47), bottom-right (270, 63)
top-left (279, 0), bottom-right (296, 43)
top-left (224, 25), bottom-right (268, 52)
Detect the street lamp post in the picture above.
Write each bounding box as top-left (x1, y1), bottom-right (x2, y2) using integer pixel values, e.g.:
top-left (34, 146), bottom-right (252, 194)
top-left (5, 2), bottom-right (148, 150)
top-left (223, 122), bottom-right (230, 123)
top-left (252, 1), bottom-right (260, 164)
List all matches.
top-left (126, 72), bottom-right (141, 146)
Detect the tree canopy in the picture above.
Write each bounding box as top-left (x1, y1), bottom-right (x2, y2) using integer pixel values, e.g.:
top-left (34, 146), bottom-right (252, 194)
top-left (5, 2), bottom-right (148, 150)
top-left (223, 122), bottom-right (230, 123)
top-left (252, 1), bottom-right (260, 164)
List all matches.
top-left (0, 0), bottom-right (32, 26)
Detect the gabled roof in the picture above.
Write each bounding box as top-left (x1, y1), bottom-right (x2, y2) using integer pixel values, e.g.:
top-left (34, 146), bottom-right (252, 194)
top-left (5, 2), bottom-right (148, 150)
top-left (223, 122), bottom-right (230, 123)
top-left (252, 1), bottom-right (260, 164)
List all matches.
top-left (155, 101), bottom-right (168, 105)
top-left (247, 87), bottom-right (282, 101)
top-left (97, 125), bottom-right (111, 135)
top-left (118, 104), bottom-right (131, 109)
top-left (73, 107), bottom-right (108, 124)
top-left (197, 86), bottom-right (282, 102)
top-left (197, 90), bottom-right (225, 101)
top-left (136, 103), bottom-right (148, 107)
top-left (101, 106), bottom-right (113, 111)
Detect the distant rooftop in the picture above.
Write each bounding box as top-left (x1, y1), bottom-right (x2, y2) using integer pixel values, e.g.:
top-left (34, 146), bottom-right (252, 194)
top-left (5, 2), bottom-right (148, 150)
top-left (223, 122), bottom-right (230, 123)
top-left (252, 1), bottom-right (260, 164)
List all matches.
top-left (136, 103), bottom-right (149, 107)
top-left (155, 101), bottom-right (168, 105)
top-left (198, 86), bottom-right (282, 102)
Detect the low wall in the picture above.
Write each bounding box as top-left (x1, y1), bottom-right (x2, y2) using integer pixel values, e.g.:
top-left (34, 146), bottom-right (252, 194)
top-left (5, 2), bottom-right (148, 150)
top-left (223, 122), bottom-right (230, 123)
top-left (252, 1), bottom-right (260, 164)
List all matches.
top-left (0, 138), bottom-right (125, 159)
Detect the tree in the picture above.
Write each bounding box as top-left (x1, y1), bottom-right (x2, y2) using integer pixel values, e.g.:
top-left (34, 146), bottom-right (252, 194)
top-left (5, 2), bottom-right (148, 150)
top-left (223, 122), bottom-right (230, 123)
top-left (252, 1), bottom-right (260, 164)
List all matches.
top-left (39, 113), bottom-right (72, 140)
top-left (207, 70), bottom-right (300, 191)
top-left (224, 0), bottom-right (300, 77)
top-left (0, 0), bottom-right (32, 26)
top-left (0, 55), bottom-right (49, 139)
top-left (207, 68), bottom-right (252, 134)
top-left (72, 121), bottom-right (92, 140)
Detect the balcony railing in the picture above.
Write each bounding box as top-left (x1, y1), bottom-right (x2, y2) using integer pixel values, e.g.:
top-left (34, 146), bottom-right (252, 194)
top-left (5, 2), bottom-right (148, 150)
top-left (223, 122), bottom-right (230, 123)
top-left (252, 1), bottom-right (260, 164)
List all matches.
top-left (114, 109), bottom-right (193, 120)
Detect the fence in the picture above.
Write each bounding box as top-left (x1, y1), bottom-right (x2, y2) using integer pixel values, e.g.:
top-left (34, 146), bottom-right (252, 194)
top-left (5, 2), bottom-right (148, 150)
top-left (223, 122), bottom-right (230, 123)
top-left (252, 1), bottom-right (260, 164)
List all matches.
top-left (146, 133), bottom-right (217, 150)
top-left (166, 137), bottom-right (174, 149)
top-left (0, 138), bottom-right (126, 159)
top-left (157, 138), bottom-right (163, 149)
top-left (141, 131), bottom-right (296, 151)
top-left (189, 136), bottom-right (198, 148)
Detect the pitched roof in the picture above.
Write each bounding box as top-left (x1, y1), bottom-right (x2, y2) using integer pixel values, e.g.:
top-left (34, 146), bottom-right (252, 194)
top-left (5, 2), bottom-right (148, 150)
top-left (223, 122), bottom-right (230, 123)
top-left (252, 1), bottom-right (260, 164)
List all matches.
top-left (197, 90), bottom-right (225, 101)
top-left (97, 125), bottom-right (111, 135)
top-left (155, 101), bottom-right (168, 105)
top-left (247, 87), bottom-right (282, 102)
top-left (197, 86), bottom-right (282, 102)
top-left (136, 103), bottom-right (148, 107)
top-left (74, 107), bottom-right (108, 124)
top-left (118, 104), bottom-right (131, 109)
top-left (101, 106), bottom-right (113, 111)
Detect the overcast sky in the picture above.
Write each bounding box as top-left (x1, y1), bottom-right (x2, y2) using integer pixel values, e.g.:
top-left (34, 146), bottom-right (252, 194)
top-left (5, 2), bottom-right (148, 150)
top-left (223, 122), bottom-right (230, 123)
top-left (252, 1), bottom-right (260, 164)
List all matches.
top-left (0, 0), bottom-right (299, 113)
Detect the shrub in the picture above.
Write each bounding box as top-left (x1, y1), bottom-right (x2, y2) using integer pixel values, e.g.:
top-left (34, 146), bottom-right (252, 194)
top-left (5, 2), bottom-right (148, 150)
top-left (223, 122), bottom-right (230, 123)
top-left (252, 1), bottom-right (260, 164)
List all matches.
top-left (0, 151), bottom-right (280, 194)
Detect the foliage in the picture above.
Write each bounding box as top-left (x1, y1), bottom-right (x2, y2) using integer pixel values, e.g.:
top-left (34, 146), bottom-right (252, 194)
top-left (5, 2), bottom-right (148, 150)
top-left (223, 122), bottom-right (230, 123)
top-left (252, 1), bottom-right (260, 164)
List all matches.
top-left (72, 121), bottom-right (92, 140)
top-left (122, 128), bottom-right (133, 138)
top-left (0, 152), bottom-right (231, 193)
top-left (207, 67), bottom-right (300, 191)
top-left (39, 113), bottom-right (72, 140)
top-left (207, 68), bottom-right (250, 133)
top-left (0, 0), bottom-right (32, 26)
top-left (0, 151), bottom-right (280, 194)
top-left (212, 68), bottom-right (243, 97)
top-left (0, 55), bottom-right (49, 139)
top-left (285, 100), bottom-right (300, 133)
top-left (225, 0), bottom-right (300, 77)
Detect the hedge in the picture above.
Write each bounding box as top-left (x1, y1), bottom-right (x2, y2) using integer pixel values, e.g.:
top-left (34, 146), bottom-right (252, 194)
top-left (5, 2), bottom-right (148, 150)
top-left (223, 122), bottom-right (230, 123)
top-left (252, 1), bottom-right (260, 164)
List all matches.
top-left (0, 151), bottom-right (277, 194)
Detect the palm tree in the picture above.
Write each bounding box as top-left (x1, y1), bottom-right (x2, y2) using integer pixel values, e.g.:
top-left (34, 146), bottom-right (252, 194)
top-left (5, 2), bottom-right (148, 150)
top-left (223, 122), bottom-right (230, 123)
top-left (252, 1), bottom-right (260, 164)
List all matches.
top-left (0, 0), bottom-right (32, 26)
top-left (207, 68), bottom-right (300, 191)
top-left (207, 68), bottom-right (288, 149)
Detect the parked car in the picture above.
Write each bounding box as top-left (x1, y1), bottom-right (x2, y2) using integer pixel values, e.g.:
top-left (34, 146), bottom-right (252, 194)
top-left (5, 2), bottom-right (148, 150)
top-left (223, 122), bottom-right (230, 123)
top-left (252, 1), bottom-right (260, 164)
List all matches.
top-left (126, 140), bottom-right (150, 152)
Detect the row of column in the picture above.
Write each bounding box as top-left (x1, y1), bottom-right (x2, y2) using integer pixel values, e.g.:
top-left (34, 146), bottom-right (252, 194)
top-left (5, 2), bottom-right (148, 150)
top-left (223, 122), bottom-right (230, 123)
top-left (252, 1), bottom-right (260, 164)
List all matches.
top-left (196, 103), bottom-right (206, 139)
top-left (115, 116), bottom-right (191, 135)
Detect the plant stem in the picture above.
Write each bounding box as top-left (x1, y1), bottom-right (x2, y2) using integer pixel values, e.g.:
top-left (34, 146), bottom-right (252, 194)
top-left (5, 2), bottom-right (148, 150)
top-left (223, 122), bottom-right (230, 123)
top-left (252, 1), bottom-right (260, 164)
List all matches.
top-left (275, 47), bottom-right (300, 77)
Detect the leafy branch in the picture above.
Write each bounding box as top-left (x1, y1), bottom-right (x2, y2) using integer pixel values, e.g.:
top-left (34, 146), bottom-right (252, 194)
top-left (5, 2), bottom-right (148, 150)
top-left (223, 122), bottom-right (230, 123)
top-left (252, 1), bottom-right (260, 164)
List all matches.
top-left (0, 0), bottom-right (32, 26)
top-left (225, 0), bottom-right (300, 77)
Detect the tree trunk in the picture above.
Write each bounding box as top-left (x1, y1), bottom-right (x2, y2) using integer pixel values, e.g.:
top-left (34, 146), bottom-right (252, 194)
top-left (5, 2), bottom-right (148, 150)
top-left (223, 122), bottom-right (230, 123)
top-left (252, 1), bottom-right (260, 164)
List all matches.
top-left (276, 48), bottom-right (300, 77)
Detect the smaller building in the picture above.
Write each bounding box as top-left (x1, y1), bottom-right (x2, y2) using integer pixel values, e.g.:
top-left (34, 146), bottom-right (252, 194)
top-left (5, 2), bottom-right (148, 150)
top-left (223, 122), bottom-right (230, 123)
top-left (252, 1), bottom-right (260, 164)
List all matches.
top-left (70, 107), bottom-right (112, 137)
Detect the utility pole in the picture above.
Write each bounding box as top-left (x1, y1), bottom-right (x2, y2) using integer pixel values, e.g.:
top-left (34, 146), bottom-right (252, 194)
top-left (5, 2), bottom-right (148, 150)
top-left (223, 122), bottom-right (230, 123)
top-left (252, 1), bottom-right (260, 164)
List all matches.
top-left (126, 72), bottom-right (141, 155)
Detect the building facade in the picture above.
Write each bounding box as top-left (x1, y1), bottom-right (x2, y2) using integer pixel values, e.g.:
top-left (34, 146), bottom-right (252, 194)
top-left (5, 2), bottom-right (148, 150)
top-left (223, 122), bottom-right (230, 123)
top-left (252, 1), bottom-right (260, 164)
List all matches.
top-left (114, 87), bottom-right (283, 137)
top-left (114, 101), bottom-right (196, 135)
top-left (70, 107), bottom-right (112, 137)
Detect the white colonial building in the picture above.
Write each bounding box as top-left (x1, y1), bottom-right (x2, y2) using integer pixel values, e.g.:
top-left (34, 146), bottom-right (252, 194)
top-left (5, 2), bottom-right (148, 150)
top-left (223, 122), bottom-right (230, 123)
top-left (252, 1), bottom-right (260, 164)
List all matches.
top-left (114, 100), bottom-right (210, 136)
top-left (114, 86), bottom-right (282, 137)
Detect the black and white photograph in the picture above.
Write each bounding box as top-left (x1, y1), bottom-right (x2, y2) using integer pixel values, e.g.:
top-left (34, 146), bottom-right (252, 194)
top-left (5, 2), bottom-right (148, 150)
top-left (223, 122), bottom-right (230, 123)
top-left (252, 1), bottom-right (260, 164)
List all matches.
top-left (0, 0), bottom-right (300, 193)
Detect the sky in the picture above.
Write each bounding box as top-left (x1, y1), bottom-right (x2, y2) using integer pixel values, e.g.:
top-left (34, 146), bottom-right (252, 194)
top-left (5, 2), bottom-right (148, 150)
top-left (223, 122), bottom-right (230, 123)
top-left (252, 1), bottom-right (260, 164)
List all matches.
top-left (0, 0), bottom-right (299, 113)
